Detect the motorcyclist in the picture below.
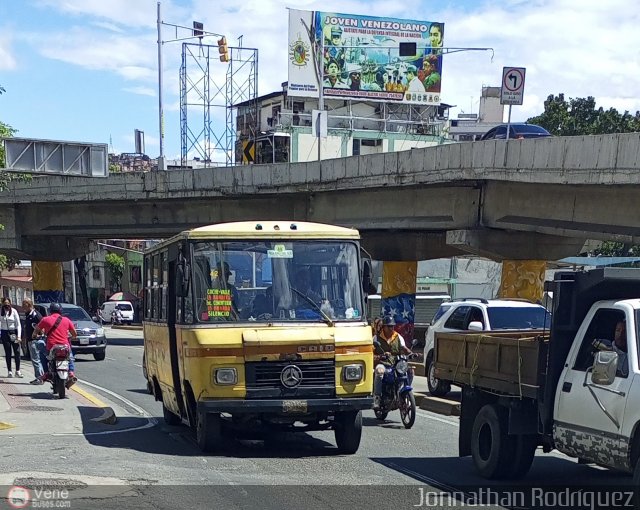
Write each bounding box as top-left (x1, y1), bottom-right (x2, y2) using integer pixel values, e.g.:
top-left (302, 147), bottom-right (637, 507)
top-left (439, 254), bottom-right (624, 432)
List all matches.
top-left (33, 303), bottom-right (78, 386)
top-left (112, 308), bottom-right (124, 325)
top-left (372, 316), bottom-right (412, 409)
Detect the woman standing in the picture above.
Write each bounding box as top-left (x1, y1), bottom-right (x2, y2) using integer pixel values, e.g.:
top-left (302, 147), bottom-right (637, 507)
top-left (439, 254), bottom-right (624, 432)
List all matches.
top-left (1, 297), bottom-right (22, 377)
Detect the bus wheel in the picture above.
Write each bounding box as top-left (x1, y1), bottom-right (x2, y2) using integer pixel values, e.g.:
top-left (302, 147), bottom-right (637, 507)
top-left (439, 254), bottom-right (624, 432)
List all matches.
top-left (163, 403), bottom-right (181, 426)
top-left (197, 412), bottom-right (221, 453)
top-left (470, 404), bottom-right (514, 479)
top-left (334, 410), bottom-right (362, 455)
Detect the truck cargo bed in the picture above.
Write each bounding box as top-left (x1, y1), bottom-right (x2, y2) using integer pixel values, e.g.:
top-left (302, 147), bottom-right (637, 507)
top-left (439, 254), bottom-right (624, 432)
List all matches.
top-left (434, 331), bottom-right (549, 399)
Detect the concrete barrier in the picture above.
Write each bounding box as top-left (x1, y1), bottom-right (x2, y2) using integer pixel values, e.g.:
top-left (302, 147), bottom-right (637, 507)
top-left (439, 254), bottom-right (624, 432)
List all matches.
top-left (418, 394), bottom-right (461, 416)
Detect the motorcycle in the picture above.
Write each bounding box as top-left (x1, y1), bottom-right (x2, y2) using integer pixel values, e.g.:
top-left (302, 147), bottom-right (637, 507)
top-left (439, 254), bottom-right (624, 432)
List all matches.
top-left (47, 344), bottom-right (71, 399)
top-left (374, 353), bottom-right (418, 429)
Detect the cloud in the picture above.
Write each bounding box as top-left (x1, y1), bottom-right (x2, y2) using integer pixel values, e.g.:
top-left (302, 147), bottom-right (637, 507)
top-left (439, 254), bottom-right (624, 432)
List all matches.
top-left (123, 86), bottom-right (156, 97)
top-left (0, 33), bottom-right (17, 71)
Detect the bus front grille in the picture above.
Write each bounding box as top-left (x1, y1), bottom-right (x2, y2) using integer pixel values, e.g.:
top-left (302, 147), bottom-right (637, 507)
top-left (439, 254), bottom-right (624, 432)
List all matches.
top-left (245, 360), bottom-right (335, 399)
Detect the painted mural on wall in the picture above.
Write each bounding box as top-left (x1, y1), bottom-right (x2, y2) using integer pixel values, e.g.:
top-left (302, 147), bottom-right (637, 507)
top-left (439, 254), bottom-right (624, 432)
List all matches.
top-left (499, 260), bottom-right (546, 303)
top-left (381, 261), bottom-right (417, 342)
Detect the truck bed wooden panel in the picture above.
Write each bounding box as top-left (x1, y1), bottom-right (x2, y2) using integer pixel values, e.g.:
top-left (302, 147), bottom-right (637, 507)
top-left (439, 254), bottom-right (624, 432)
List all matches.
top-left (434, 331), bottom-right (549, 399)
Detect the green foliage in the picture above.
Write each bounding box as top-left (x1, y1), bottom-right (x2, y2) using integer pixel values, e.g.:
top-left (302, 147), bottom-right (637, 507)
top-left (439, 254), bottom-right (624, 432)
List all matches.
top-left (105, 253), bottom-right (125, 289)
top-left (527, 94), bottom-right (640, 136)
top-left (109, 163), bottom-right (121, 173)
top-left (0, 254), bottom-right (21, 271)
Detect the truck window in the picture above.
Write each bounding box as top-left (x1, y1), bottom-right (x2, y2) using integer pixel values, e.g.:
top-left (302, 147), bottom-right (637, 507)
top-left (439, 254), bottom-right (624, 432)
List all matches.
top-left (573, 308), bottom-right (626, 373)
top-left (444, 306), bottom-right (470, 329)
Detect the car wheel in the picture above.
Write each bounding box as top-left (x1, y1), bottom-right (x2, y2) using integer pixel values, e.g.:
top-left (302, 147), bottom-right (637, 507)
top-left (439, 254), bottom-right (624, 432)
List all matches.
top-left (426, 351), bottom-right (451, 397)
top-left (93, 351), bottom-right (106, 361)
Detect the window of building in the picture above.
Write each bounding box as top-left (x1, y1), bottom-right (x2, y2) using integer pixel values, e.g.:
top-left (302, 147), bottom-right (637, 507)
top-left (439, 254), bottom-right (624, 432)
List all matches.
top-left (352, 139), bottom-right (360, 156)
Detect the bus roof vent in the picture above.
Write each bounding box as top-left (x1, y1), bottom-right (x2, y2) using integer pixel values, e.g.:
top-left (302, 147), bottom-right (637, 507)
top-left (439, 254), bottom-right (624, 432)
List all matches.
top-left (255, 223), bottom-right (263, 230)
top-left (274, 224), bottom-right (280, 230)
top-left (290, 223), bottom-right (297, 230)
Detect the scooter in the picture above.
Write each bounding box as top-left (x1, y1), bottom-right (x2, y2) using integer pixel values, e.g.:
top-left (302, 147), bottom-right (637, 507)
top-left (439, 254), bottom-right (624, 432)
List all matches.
top-left (374, 353), bottom-right (418, 429)
top-left (47, 345), bottom-right (71, 399)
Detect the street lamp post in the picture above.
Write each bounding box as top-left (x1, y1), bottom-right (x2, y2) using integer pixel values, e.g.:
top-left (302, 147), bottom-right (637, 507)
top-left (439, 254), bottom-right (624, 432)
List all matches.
top-left (157, 2), bottom-right (165, 170)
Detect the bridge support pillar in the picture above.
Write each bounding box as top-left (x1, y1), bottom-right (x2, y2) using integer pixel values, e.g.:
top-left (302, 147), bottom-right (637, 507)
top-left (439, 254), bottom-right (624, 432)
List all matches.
top-left (498, 260), bottom-right (546, 303)
top-left (381, 261), bottom-right (417, 343)
top-left (32, 261), bottom-right (64, 303)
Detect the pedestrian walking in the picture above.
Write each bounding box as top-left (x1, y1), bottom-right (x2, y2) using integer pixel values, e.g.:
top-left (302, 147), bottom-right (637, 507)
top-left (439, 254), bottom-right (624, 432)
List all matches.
top-left (22, 298), bottom-right (44, 384)
top-left (0, 297), bottom-right (22, 377)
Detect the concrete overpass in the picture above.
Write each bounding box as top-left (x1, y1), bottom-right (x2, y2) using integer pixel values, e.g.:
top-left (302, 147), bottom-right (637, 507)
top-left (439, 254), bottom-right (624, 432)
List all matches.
top-left (2, 132), bottom-right (640, 261)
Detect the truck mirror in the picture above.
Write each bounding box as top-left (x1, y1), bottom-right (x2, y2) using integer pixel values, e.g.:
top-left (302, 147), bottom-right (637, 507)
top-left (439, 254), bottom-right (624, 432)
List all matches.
top-left (591, 351), bottom-right (618, 386)
top-left (468, 321), bottom-right (484, 332)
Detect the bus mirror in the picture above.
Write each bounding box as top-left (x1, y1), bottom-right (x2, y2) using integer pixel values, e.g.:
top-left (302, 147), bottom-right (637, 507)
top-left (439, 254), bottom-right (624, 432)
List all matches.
top-left (176, 262), bottom-right (190, 297)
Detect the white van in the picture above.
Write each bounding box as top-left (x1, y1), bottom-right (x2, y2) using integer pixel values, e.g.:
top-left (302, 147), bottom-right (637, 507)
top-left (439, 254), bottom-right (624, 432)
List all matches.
top-left (99, 301), bottom-right (134, 324)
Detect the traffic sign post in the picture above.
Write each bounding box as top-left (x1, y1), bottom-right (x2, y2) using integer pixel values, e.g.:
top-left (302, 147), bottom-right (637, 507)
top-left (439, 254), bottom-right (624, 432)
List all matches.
top-left (500, 67), bottom-right (526, 141)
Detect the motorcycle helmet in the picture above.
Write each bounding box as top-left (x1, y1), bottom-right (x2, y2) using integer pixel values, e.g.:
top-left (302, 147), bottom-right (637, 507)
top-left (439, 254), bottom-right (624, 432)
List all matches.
top-left (49, 303), bottom-right (62, 314)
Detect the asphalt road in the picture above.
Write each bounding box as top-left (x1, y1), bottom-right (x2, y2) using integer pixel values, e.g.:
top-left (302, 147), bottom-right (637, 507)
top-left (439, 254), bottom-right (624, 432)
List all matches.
top-left (0, 327), bottom-right (634, 510)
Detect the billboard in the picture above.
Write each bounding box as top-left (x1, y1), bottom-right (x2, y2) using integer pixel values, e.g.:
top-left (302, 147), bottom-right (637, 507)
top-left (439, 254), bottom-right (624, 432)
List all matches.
top-left (288, 10), bottom-right (444, 105)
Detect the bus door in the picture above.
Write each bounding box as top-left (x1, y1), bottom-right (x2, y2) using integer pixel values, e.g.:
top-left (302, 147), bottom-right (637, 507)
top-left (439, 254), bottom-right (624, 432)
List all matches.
top-left (167, 245), bottom-right (185, 418)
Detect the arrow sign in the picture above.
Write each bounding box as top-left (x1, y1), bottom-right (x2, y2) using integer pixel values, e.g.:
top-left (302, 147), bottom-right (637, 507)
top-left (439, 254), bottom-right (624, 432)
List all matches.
top-left (501, 67), bottom-right (526, 105)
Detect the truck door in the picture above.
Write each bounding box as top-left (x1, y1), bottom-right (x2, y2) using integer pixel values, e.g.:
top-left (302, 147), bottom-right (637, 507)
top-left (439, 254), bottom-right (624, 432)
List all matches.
top-left (554, 306), bottom-right (633, 468)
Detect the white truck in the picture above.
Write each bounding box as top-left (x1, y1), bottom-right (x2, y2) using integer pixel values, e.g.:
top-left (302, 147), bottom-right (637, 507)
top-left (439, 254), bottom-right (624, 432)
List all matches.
top-left (434, 267), bottom-right (640, 483)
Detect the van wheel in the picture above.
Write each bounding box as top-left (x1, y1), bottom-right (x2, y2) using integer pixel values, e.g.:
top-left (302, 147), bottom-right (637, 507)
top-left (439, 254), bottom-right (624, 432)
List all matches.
top-left (426, 351), bottom-right (451, 397)
top-left (471, 404), bottom-right (514, 479)
top-left (334, 410), bottom-right (362, 454)
top-left (504, 434), bottom-right (537, 479)
top-left (163, 403), bottom-right (181, 426)
top-left (197, 412), bottom-right (222, 452)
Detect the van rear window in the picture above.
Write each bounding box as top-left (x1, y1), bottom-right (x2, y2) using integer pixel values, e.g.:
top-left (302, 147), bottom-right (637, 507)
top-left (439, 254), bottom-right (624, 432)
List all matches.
top-left (116, 304), bottom-right (133, 311)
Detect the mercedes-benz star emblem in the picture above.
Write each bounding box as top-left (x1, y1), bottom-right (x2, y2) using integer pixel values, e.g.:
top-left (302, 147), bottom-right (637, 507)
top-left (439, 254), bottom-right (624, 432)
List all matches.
top-left (280, 365), bottom-right (303, 388)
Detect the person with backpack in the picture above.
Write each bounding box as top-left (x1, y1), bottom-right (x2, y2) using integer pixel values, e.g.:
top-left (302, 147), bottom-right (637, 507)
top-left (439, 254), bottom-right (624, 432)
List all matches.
top-left (1, 297), bottom-right (23, 378)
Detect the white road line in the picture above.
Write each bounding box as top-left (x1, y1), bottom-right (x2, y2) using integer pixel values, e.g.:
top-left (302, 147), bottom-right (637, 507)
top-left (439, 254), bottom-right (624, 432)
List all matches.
top-left (417, 409), bottom-right (459, 426)
top-left (106, 357), bottom-right (116, 361)
top-left (133, 363), bottom-right (143, 368)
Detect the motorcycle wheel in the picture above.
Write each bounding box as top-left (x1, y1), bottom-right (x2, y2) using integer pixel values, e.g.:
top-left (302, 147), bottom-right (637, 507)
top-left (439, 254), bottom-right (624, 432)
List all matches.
top-left (374, 409), bottom-right (388, 421)
top-left (56, 378), bottom-right (66, 399)
top-left (399, 391), bottom-right (416, 429)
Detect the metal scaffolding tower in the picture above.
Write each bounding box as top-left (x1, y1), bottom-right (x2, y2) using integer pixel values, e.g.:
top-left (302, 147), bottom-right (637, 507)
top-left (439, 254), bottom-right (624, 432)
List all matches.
top-left (180, 43), bottom-right (258, 167)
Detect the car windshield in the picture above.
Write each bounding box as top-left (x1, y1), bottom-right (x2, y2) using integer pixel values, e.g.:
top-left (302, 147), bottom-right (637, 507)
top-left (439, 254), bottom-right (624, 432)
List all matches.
top-left (432, 303), bottom-right (452, 323)
top-left (487, 306), bottom-right (550, 329)
top-left (61, 307), bottom-right (91, 321)
top-left (192, 240), bottom-right (363, 323)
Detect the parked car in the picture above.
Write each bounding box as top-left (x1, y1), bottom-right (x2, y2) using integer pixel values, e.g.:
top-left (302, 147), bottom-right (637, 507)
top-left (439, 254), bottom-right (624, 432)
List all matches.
top-left (480, 123), bottom-right (551, 140)
top-left (98, 301), bottom-right (134, 325)
top-left (423, 298), bottom-right (550, 396)
top-left (35, 303), bottom-right (107, 361)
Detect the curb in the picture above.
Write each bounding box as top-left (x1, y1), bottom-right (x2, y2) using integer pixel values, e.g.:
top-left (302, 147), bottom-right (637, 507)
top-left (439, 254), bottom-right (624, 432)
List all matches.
top-left (111, 325), bottom-right (143, 331)
top-left (419, 395), bottom-right (461, 416)
top-left (71, 385), bottom-right (118, 425)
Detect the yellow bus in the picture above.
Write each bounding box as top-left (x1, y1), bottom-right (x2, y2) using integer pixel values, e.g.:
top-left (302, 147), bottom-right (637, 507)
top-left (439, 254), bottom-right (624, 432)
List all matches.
top-left (142, 221), bottom-right (374, 453)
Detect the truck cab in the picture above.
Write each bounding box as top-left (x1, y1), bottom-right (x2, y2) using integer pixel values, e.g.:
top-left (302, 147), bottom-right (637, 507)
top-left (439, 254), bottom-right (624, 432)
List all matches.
top-left (554, 298), bottom-right (639, 471)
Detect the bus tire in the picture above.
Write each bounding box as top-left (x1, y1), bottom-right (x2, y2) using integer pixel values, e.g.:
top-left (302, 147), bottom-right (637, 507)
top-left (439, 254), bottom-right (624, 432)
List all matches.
top-left (197, 411), bottom-right (222, 453)
top-left (163, 403), bottom-right (181, 426)
top-left (504, 434), bottom-right (537, 480)
top-left (426, 351), bottom-right (451, 397)
top-left (471, 404), bottom-right (514, 479)
top-left (334, 410), bottom-right (362, 455)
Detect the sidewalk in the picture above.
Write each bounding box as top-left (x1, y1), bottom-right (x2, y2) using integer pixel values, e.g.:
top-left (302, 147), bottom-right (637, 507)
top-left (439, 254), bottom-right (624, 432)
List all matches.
top-left (0, 364), bottom-right (148, 436)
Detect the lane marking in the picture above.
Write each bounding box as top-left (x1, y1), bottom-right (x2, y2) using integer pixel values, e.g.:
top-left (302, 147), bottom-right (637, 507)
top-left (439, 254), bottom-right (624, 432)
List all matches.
top-left (133, 363), bottom-right (143, 368)
top-left (0, 421), bottom-right (15, 430)
top-left (417, 409), bottom-right (459, 426)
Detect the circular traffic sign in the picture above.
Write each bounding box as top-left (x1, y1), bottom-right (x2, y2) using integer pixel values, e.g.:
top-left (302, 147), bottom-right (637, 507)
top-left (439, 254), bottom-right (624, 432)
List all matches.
top-left (503, 68), bottom-right (525, 92)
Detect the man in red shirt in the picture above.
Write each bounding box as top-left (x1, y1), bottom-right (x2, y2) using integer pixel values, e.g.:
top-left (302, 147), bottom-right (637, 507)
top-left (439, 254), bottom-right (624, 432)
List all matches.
top-left (33, 303), bottom-right (77, 383)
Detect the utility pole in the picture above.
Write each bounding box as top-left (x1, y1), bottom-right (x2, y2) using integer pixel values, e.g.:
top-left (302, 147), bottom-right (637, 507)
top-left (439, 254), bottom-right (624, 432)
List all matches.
top-left (156, 1), bottom-right (165, 170)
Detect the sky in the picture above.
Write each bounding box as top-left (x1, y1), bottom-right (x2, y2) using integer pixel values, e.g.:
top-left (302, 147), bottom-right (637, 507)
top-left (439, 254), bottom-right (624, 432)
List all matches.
top-left (1, 0), bottom-right (639, 161)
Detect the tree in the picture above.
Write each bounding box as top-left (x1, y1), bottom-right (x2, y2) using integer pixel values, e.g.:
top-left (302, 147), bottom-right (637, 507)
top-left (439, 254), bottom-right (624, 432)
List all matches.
top-left (527, 94), bottom-right (640, 136)
top-left (105, 252), bottom-right (125, 291)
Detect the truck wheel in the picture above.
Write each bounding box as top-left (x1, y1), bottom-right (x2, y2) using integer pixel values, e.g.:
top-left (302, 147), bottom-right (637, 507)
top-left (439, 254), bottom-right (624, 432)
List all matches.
top-left (197, 412), bottom-right (222, 453)
top-left (504, 434), bottom-right (537, 479)
top-left (334, 410), bottom-right (362, 454)
top-left (426, 351), bottom-right (451, 397)
top-left (471, 404), bottom-right (514, 479)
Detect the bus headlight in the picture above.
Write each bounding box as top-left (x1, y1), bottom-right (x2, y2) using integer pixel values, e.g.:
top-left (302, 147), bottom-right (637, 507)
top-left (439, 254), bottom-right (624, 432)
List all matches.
top-left (342, 364), bottom-right (363, 382)
top-left (214, 368), bottom-right (237, 385)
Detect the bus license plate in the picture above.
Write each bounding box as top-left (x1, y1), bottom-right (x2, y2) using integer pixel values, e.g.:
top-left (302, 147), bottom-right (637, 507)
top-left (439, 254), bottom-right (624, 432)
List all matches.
top-left (282, 400), bottom-right (307, 413)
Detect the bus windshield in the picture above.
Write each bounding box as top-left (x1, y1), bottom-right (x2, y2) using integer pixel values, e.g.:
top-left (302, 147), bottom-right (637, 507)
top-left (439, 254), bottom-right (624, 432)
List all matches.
top-left (192, 240), bottom-right (363, 323)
